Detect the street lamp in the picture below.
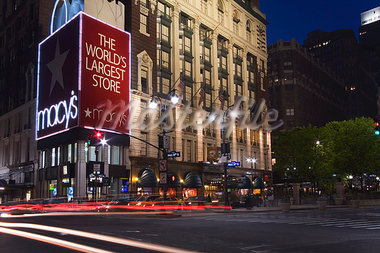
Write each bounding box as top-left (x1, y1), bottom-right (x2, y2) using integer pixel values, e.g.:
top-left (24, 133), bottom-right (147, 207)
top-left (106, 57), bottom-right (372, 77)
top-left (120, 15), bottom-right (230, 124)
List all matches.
top-left (246, 157), bottom-right (257, 169)
top-left (149, 89), bottom-right (179, 199)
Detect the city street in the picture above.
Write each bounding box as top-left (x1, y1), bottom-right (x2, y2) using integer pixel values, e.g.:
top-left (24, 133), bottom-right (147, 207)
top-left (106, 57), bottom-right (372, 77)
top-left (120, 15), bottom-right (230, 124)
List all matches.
top-left (1, 207), bottom-right (380, 252)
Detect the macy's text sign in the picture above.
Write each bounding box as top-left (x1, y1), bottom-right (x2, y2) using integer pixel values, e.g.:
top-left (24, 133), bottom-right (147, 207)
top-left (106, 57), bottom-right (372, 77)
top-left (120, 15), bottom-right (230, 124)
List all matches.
top-left (36, 12), bottom-right (130, 140)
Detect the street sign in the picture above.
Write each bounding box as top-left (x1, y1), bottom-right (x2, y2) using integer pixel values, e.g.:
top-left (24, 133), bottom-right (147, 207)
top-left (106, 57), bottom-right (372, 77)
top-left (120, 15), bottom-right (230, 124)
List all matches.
top-left (159, 159), bottom-right (167, 172)
top-left (167, 151), bottom-right (180, 158)
top-left (68, 187), bottom-right (73, 201)
top-left (227, 161), bottom-right (240, 167)
top-left (159, 172), bottom-right (167, 184)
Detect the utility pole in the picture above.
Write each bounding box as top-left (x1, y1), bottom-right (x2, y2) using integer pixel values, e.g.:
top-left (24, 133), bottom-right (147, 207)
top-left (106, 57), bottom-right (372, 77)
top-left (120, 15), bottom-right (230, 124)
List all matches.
top-left (221, 126), bottom-right (230, 207)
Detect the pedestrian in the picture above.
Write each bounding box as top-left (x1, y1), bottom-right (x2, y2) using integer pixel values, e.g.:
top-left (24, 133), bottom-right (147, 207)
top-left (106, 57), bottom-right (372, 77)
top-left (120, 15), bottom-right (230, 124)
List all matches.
top-left (268, 193), bottom-right (274, 207)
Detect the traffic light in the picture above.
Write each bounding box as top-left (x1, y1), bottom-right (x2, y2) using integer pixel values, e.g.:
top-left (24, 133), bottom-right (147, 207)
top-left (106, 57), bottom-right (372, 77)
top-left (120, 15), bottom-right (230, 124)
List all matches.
top-left (87, 131), bottom-right (103, 145)
top-left (375, 120), bottom-right (380, 136)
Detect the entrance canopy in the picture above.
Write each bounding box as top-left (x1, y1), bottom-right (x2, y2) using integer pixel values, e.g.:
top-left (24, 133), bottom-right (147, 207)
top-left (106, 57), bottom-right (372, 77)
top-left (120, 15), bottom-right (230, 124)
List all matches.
top-left (183, 172), bottom-right (202, 188)
top-left (137, 169), bottom-right (157, 187)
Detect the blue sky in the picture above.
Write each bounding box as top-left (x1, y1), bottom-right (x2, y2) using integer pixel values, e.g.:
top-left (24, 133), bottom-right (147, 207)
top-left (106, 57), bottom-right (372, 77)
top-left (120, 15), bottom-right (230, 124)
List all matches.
top-left (260, 0), bottom-right (379, 45)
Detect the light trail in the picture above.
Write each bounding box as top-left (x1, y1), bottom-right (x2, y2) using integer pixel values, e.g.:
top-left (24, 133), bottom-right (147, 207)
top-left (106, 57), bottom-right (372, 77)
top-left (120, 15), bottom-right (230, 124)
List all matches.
top-left (0, 227), bottom-right (113, 253)
top-left (0, 222), bottom-right (201, 253)
top-left (0, 211), bottom-right (174, 218)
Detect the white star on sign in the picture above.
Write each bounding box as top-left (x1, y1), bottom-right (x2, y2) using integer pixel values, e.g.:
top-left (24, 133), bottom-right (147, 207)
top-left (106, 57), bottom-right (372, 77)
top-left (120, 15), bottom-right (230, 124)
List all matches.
top-left (47, 38), bottom-right (70, 96)
top-left (84, 108), bottom-right (92, 118)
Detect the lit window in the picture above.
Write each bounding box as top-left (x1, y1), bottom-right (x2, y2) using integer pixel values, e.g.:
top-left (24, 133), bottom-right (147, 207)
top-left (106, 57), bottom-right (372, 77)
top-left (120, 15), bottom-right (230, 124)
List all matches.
top-left (140, 13), bottom-right (148, 35)
top-left (286, 109), bottom-right (295, 116)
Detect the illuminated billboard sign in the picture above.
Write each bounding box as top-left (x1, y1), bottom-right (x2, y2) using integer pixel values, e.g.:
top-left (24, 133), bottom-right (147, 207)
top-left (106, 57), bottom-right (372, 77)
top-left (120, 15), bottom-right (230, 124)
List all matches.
top-left (37, 12), bottom-right (131, 140)
top-left (361, 6), bottom-right (380, 26)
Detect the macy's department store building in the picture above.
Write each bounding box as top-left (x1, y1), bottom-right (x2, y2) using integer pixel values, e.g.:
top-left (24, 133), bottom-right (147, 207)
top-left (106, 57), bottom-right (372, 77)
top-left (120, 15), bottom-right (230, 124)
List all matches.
top-left (0, 0), bottom-right (274, 202)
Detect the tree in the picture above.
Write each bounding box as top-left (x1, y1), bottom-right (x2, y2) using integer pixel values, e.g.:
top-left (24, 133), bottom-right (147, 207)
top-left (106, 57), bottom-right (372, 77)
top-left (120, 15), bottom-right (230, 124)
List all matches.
top-left (323, 117), bottom-right (380, 189)
top-left (273, 118), bottom-right (380, 193)
top-left (273, 125), bottom-right (331, 187)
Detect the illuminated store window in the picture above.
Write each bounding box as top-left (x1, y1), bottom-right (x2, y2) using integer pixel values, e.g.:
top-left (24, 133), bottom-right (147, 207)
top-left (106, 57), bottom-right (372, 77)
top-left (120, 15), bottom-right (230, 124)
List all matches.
top-left (112, 146), bottom-right (121, 165)
top-left (51, 148), bottom-right (56, 166)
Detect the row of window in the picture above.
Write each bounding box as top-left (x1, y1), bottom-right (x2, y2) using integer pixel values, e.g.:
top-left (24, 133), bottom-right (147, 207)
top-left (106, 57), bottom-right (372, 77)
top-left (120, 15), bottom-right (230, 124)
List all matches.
top-left (39, 144), bottom-right (123, 169)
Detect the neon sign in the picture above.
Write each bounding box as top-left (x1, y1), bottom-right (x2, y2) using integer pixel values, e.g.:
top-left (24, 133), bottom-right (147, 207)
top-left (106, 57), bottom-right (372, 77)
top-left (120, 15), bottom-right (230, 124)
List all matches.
top-left (37, 12), bottom-right (131, 140)
top-left (37, 90), bottom-right (78, 131)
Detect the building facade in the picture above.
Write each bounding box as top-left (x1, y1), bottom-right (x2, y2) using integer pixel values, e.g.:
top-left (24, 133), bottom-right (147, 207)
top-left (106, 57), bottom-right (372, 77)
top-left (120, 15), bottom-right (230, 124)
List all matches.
top-left (268, 39), bottom-right (346, 130)
top-left (0, 0), bottom-right (273, 202)
top-left (359, 6), bottom-right (380, 113)
top-left (303, 29), bottom-right (378, 119)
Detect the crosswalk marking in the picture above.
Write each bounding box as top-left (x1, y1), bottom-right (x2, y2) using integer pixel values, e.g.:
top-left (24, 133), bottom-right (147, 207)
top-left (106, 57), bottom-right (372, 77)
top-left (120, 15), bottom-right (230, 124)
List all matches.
top-left (191, 215), bottom-right (380, 230)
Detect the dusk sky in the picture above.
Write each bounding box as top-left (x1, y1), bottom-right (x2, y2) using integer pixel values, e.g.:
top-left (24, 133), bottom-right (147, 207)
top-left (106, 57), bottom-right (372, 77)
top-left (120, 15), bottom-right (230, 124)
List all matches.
top-left (260, 1), bottom-right (379, 45)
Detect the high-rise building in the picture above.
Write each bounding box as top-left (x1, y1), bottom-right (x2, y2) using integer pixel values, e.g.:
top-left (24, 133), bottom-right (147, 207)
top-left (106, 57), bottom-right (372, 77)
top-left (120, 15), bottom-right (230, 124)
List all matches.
top-left (0, 0), bottom-right (273, 202)
top-left (268, 39), bottom-right (346, 130)
top-left (359, 6), bottom-right (380, 109)
top-left (304, 29), bottom-right (378, 119)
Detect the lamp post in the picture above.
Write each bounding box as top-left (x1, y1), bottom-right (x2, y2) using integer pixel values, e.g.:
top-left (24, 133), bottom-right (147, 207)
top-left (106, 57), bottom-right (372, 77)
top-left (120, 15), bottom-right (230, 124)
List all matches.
top-left (221, 105), bottom-right (239, 207)
top-left (149, 90), bottom-right (179, 199)
top-left (246, 158), bottom-right (257, 169)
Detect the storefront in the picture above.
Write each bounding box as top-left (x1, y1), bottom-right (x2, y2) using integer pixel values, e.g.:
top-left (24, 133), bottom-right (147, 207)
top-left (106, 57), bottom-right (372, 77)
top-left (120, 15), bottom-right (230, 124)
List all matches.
top-left (182, 172), bottom-right (202, 199)
top-left (136, 168), bottom-right (157, 195)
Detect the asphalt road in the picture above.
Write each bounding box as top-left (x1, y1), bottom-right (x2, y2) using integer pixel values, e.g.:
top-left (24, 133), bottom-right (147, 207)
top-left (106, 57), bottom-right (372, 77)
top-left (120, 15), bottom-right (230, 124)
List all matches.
top-left (1, 207), bottom-right (380, 253)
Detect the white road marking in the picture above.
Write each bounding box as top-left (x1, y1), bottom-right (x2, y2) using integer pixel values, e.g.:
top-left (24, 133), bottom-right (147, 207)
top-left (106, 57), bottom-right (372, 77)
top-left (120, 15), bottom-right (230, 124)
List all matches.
top-left (0, 222), bottom-right (200, 253)
top-left (0, 227), bottom-right (113, 253)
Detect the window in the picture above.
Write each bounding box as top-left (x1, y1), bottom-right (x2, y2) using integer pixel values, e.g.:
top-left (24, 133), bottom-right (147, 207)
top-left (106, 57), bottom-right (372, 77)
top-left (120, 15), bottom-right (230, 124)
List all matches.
top-left (141, 66), bottom-right (148, 93)
top-left (233, 21), bottom-right (239, 35)
top-left (112, 146), bottom-right (121, 164)
top-left (68, 144), bottom-right (72, 163)
top-left (204, 47), bottom-right (210, 63)
top-left (246, 20), bottom-right (252, 43)
top-left (286, 108), bottom-right (295, 116)
top-left (201, 0), bottom-right (208, 14)
top-left (162, 25), bottom-right (169, 42)
top-left (157, 1), bottom-right (171, 17)
top-left (51, 148), bottom-right (56, 166)
top-left (204, 70), bottom-right (211, 85)
top-left (184, 61), bottom-right (192, 77)
top-left (218, 0), bottom-right (224, 25)
top-left (184, 37), bottom-right (191, 53)
top-left (140, 132), bottom-right (148, 156)
top-left (186, 140), bottom-right (192, 162)
top-left (221, 56), bottom-right (227, 70)
top-left (141, 0), bottom-right (148, 7)
top-left (140, 13), bottom-right (148, 35)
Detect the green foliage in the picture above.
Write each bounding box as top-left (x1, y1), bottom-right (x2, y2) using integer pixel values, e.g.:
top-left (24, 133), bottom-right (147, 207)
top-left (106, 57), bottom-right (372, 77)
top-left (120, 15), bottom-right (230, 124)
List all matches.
top-left (273, 118), bottom-right (380, 191)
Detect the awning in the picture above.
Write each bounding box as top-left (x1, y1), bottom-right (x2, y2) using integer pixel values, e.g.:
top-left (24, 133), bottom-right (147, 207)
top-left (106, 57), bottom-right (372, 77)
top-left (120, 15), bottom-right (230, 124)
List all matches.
top-left (137, 169), bottom-right (157, 187)
top-left (228, 176), bottom-right (253, 189)
top-left (252, 176), bottom-right (264, 189)
top-left (183, 172), bottom-right (202, 188)
top-left (238, 176), bottom-right (253, 189)
top-left (167, 170), bottom-right (181, 188)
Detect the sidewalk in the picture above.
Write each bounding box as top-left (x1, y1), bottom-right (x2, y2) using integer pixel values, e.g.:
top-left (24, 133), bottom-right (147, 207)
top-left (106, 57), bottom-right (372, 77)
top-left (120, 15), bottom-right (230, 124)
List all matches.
top-left (209, 203), bottom-right (361, 213)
